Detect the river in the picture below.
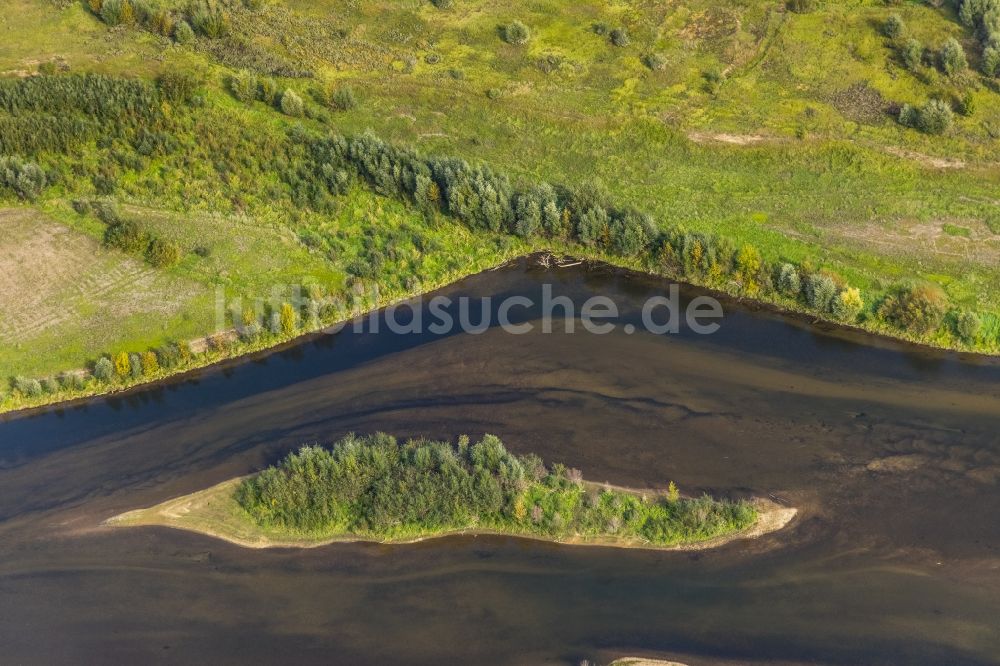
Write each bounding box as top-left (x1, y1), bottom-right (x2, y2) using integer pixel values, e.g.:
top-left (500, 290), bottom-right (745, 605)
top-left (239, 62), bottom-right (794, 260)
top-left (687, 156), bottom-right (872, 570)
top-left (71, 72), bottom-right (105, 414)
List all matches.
top-left (1, 258), bottom-right (999, 665)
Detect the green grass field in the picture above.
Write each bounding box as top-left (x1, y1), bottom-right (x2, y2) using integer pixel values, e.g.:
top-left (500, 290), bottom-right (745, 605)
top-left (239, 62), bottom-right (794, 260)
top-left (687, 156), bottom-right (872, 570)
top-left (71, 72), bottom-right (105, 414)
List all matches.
top-left (2, 0), bottom-right (1000, 410)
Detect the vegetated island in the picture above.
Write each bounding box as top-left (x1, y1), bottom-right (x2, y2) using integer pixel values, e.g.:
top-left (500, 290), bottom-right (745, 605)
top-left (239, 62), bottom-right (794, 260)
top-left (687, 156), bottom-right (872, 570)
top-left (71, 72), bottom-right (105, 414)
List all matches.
top-left (107, 433), bottom-right (796, 551)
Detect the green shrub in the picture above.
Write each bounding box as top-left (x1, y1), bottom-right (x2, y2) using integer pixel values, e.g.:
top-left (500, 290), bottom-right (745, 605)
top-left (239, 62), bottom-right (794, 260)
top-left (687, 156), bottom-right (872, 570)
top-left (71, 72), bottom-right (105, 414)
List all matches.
top-left (13, 376), bottom-right (43, 398)
top-left (917, 99), bottom-right (953, 134)
top-left (956, 92), bottom-right (976, 116)
top-left (259, 77), bottom-right (279, 104)
top-left (100, 0), bottom-right (133, 26)
top-left (900, 39), bottom-right (923, 70)
top-left (643, 53), bottom-right (668, 71)
top-left (984, 45), bottom-right (1000, 76)
top-left (94, 357), bottom-right (114, 382)
top-left (280, 89), bottom-right (304, 117)
top-left (104, 219), bottom-right (148, 254)
top-left (187, 0), bottom-right (229, 38)
top-left (879, 284), bottom-right (947, 334)
top-left (129, 352), bottom-right (143, 379)
top-left (228, 70), bottom-right (257, 103)
top-left (900, 99), bottom-right (953, 134)
top-left (431, 0), bottom-right (453, 8)
top-left (158, 70), bottom-right (200, 104)
top-left (502, 20), bottom-right (531, 46)
top-left (955, 310), bottom-right (981, 342)
top-left (41, 377), bottom-right (60, 394)
top-left (883, 14), bottom-right (904, 39)
top-left (777, 263), bottom-right (801, 297)
top-left (173, 19), bottom-right (195, 45)
top-left (330, 86), bottom-right (358, 111)
top-left (145, 237), bottom-right (181, 267)
top-left (610, 27), bottom-right (630, 47)
top-left (0, 156), bottom-right (46, 201)
top-left (805, 273), bottom-right (837, 312)
top-left (940, 38), bottom-right (968, 76)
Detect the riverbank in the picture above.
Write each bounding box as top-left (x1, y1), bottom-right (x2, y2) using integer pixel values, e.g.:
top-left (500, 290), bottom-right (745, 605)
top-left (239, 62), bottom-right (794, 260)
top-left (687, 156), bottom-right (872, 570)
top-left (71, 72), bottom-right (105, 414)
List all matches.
top-left (4, 249), bottom-right (999, 421)
top-left (105, 478), bottom-right (796, 552)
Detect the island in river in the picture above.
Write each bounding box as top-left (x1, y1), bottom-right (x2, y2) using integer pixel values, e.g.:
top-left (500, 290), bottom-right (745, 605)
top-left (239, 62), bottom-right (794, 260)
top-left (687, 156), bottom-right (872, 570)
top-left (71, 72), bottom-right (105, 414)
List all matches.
top-left (107, 433), bottom-right (796, 551)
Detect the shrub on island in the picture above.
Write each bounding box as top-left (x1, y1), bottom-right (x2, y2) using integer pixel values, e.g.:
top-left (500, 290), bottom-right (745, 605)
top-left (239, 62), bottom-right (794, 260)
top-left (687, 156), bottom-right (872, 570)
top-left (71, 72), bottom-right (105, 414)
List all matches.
top-left (234, 433), bottom-right (757, 545)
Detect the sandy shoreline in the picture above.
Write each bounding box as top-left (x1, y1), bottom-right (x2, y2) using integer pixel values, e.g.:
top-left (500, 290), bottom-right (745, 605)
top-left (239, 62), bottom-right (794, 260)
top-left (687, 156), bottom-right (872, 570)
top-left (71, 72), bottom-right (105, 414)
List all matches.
top-left (106, 477), bottom-right (797, 552)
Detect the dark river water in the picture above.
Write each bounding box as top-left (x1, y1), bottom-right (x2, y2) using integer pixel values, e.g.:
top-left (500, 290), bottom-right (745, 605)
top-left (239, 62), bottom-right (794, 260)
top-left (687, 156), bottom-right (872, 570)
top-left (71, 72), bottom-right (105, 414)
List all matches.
top-left (1, 259), bottom-right (999, 665)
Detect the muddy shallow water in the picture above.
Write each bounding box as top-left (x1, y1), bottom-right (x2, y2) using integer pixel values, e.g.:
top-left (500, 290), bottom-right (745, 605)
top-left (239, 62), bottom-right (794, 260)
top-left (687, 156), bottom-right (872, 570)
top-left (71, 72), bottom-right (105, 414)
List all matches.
top-left (1, 260), bottom-right (999, 665)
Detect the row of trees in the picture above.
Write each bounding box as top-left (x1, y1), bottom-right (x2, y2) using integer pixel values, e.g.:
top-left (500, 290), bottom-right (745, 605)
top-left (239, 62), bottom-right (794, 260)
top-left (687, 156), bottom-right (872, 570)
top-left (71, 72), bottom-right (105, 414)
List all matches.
top-left (4, 340), bottom-right (192, 401)
top-left (235, 433), bottom-right (757, 545)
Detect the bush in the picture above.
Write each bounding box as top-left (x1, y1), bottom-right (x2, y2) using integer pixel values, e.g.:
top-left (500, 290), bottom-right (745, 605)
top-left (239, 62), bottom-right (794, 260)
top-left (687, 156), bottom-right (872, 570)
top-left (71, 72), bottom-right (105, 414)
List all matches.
top-left (984, 45), bottom-right (1000, 76)
top-left (158, 70), bottom-right (199, 104)
top-left (330, 86), bottom-right (358, 111)
top-left (229, 70), bottom-right (257, 103)
top-left (114, 351), bottom-right (131, 378)
top-left (94, 357), bottom-right (114, 382)
top-left (42, 377), bottom-right (61, 394)
top-left (14, 376), bottom-right (43, 398)
top-left (259, 78), bottom-right (279, 104)
top-left (280, 302), bottom-right (297, 335)
top-left (100, 0), bottom-right (133, 26)
top-left (955, 311), bottom-right (981, 342)
top-left (141, 351), bottom-right (159, 376)
top-left (940, 38), bottom-right (968, 76)
top-left (900, 99), bottom-right (953, 134)
top-left (104, 219), bottom-right (148, 254)
top-left (129, 352), bottom-right (143, 379)
top-left (643, 53), bottom-right (668, 71)
top-left (173, 20), bottom-right (195, 45)
top-left (916, 99), bottom-right (953, 134)
top-left (879, 284), bottom-right (947, 334)
top-left (280, 89), bottom-right (304, 117)
top-left (610, 27), bottom-right (630, 47)
top-left (832, 287), bottom-right (864, 322)
top-left (805, 273), bottom-right (837, 312)
top-left (900, 39), bottom-right (923, 70)
top-left (502, 20), bottom-right (531, 46)
top-left (188, 0), bottom-right (229, 38)
top-left (883, 14), bottom-right (904, 39)
top-left (0, 156), bottom-right (46, 201)
top-left (777, 263), bottom-right (801, 297)
top-left (145, 237), bottom-right (181, 267)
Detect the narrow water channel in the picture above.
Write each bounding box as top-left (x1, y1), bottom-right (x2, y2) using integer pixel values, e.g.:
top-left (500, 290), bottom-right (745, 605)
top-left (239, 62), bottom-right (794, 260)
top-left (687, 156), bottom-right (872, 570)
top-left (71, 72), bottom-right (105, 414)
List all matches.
top-left (1, 259), bottom-right (998, 664)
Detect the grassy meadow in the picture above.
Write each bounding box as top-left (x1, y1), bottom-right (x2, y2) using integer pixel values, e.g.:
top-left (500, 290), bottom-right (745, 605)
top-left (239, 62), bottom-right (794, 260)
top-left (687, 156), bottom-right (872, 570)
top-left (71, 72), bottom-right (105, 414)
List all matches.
top-left (1, 0), bottom-right (1000, 410)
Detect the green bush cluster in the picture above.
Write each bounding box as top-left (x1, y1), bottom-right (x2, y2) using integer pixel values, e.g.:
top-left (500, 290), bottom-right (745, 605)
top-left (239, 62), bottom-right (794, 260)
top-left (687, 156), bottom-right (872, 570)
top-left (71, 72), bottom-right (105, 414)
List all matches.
top-left (99, 207), bottom-right (182, 268)
top-left (0, 74), bottom-right (162, 156)
top-left (235, 433), bottom-right (757, 545)
top-left (878, 283), bottom-right (948, 334)
top-left (899, 99), bottom-right (954, 134)
top-left (959, 0), bottom-right (1000, 76)
top-left (501, 20), bottom-right (531, 46)
top-left (0, 157), bottom-right (47, 201)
